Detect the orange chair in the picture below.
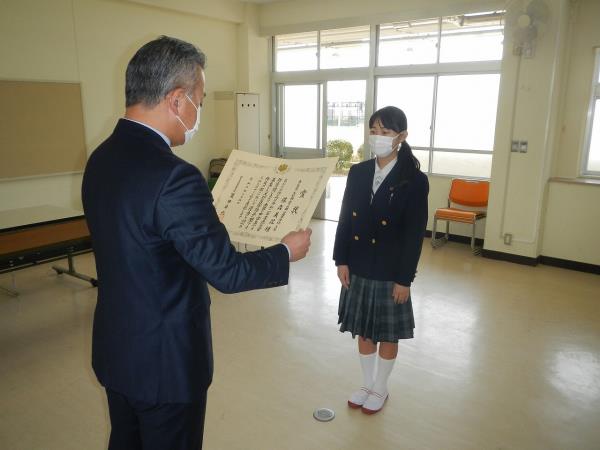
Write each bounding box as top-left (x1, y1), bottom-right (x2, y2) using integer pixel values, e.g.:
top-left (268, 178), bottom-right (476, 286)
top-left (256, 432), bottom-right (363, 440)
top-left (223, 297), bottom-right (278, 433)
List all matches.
top-left (431, 179), bottom-right (490, 255)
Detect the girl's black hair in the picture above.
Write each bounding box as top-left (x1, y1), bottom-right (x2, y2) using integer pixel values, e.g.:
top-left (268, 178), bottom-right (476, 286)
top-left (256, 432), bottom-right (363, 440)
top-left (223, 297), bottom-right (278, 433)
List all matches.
top-left (369, 106), bottom-right (421, 179)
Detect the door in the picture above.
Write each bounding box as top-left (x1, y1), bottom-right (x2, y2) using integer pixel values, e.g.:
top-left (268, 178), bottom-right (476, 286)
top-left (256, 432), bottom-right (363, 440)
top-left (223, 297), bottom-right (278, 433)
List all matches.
top-left (276, 83), bottom-right (326, 218)
top-left (276, 80), bottom-right (366, 220)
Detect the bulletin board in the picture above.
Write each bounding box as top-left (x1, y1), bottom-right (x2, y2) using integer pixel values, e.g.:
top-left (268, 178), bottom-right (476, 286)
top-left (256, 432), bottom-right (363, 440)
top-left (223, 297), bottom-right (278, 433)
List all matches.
top-left (0, 80), bottom-right (87, 179)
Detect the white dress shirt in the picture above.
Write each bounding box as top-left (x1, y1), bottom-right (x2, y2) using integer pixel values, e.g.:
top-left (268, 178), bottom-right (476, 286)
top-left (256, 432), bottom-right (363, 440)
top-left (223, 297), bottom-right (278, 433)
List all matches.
top-left (372, 157), bottom-right (397, 196)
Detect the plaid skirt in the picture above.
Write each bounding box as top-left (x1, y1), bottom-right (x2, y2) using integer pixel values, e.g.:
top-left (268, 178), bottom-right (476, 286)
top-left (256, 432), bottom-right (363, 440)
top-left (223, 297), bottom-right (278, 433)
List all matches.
top-left (338, 274), bottom-right (415, 343)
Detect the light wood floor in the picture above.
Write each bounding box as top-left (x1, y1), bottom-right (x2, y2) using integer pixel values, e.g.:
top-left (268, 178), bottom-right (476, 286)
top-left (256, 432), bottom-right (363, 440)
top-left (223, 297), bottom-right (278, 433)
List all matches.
top-left (1, 219), bottom-right (599, 450)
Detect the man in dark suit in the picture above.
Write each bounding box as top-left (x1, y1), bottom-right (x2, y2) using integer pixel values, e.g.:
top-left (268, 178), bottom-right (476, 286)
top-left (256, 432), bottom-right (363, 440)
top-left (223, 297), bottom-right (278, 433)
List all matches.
top-left (82, 36), bottom-right (311, 450)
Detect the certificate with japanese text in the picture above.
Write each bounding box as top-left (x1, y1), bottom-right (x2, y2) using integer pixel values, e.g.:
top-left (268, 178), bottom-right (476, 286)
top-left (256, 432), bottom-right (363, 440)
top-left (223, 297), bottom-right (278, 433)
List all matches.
top-left (211, 150), bottom-right (338, 248)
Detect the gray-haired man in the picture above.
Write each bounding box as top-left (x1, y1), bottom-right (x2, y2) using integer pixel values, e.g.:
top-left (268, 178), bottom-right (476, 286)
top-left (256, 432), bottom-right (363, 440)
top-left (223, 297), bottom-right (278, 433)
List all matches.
top-left (82, 36), bottom-right (311, 450)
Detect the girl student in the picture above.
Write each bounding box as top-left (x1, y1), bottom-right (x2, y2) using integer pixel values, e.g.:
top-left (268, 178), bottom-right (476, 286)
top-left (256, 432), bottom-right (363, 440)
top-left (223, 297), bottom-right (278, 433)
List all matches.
top-left (333, 106), bottom-right (429, 414)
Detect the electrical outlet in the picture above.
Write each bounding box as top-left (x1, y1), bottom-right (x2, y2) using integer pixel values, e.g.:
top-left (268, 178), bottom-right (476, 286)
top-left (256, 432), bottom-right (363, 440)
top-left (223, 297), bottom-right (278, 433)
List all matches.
top-left (511, 140), bottom-right (520, 152)
top-left (503, 233), bottom-right (513, 245)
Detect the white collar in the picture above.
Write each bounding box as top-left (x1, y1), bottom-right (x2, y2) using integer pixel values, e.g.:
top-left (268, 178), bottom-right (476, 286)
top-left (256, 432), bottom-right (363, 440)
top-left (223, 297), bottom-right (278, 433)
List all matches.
top-left (374, 157), bottom-right (397, 177)
top-left (124, 118), bottom-right (171, 147)
top-left (372, 156), bottom-right (397, 196)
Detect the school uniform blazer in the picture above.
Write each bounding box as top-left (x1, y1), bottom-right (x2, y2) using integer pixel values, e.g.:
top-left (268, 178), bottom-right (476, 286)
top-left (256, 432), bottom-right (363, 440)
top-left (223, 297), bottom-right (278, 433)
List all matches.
top-left (82, 119), bottom-right (289, 404)
top-left (333, 158), bottom-right (429, 286)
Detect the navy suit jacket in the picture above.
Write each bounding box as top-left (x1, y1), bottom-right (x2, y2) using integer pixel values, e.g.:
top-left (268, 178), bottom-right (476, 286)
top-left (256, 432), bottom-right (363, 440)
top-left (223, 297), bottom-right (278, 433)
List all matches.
top-left (82, 119), bottom-right (289, 403)
top-left (333, 158), bottom-right (429, 286)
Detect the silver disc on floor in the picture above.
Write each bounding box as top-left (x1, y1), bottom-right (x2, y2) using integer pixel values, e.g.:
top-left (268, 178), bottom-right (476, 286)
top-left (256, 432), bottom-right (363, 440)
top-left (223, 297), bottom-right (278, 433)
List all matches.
top-left (313, 408), bottom-right (335, 422)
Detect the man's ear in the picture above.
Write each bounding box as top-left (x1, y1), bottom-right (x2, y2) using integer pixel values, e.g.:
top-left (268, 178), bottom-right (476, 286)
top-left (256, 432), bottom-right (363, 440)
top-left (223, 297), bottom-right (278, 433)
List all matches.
top-left (166, 88), bottom-right (186, 114)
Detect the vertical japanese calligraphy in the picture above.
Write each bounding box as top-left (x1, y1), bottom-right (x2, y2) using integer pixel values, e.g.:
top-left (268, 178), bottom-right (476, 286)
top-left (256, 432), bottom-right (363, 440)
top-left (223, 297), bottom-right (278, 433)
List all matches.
top-left (211, 150), bottom-right (337, 248)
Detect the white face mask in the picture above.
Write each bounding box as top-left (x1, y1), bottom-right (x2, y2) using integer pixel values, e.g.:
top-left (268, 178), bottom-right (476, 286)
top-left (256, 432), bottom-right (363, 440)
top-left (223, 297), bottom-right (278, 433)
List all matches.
top-left (369, 134), bottom-right (398, 158)
top-left (176, 94), bottom-right (201, 144)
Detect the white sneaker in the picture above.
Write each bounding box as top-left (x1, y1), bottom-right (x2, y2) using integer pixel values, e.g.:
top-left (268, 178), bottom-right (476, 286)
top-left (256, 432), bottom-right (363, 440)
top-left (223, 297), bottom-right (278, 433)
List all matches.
top-left (348, 387), bottom-right (371, 409)
top-left (361, 390), bottom-right (388, 414)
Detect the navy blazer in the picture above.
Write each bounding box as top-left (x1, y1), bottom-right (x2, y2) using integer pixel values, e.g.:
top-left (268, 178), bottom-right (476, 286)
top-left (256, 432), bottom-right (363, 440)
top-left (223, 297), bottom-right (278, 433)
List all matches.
top-left (333, 158), bottom-right (429, 286)
top-left (82, 119), bottom-right (289, 403)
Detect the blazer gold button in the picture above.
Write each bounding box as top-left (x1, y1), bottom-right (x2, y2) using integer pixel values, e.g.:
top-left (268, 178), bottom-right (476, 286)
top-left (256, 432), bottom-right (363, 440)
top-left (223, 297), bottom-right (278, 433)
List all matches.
top-left (352, 211), bottom-right (357, 217)
top-left (354, 235), bottom-right (359, 240)
top-left (381, 220), bottom-right (387, 226)
top-left (372, 238), bottom-right (376, 244)
top-left (389, 187), bottom-right (394, 191)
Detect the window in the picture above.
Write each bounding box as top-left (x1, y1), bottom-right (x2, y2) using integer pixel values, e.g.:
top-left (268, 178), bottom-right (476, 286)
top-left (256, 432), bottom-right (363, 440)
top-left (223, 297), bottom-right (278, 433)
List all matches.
top-left (275, 32), bottom-right (317, 72)
top-left (320, 26), bottom-right (370, 69)
top-left (439, 13), bottom-right (504, 63)
top-left (378, 19), bottom-right (439, 66)
top-left (376, 74), bottom-right (500, 177)
top-left (281, 84), bottom-right (320, 148)
top-left (327, 81), bottom-right (366, 136)
top-left (582, 48), bottom-right (600, 175)
top-left (376, 77), bottom-right (434, 147)
top-left (275, 27), bottom-right (369, 72)
top-left (378, 11), bottom-right (504, 66)
top-left (376, 76), bottom-right (434, 171)
top-left (434, 74), bottom-right (500, 150)
top-left (273, 10), bottom-right (505, 179)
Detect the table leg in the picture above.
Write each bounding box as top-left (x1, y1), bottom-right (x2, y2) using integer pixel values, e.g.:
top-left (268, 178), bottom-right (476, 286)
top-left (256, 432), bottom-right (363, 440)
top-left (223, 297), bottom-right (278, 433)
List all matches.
top-left (0, 273), bottom-right (19, 297)
top-left (52, 252), bottom-right (98, 287)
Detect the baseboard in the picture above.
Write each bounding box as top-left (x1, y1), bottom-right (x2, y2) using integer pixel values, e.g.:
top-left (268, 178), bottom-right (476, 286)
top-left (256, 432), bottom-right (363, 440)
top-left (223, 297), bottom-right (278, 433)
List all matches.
top-left (481, 249), bottom-right (539, 266)
top-left (379, 227), bottom-right (596, 274)
top-left (539, 256), bottom-right (600, 275)
top-left (481, 249), bottom-right (600, 274)
top-left (425, 230), bottom-right (484, 247)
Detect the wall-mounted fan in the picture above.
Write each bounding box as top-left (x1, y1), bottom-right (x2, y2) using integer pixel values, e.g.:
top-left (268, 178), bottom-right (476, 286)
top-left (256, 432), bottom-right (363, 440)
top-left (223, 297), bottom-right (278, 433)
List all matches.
top-left (509, 0), bottom-right (551, 58)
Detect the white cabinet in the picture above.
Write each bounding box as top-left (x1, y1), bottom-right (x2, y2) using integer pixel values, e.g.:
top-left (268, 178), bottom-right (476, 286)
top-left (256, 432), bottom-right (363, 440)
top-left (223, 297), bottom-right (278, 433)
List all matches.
top-left (235, 93), bottom-right (260, 154)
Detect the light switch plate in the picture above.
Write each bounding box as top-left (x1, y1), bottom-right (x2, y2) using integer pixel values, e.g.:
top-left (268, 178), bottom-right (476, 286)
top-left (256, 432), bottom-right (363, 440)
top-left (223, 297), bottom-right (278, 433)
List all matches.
top-left (519, 141), bottom-right (528, 153)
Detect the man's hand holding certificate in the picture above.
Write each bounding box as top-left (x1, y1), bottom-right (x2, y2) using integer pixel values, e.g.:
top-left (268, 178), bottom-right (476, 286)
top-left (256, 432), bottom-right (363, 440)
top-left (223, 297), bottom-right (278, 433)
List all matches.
top-left (281, 228), bottom-right (313, 261)
top-left (211, 150), bottom-right (338, 249)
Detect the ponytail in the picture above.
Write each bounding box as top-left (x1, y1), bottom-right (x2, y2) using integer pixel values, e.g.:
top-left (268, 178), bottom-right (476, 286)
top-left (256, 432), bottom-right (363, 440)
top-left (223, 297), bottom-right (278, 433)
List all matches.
top-left (397, 141), bottom-right (421, 182)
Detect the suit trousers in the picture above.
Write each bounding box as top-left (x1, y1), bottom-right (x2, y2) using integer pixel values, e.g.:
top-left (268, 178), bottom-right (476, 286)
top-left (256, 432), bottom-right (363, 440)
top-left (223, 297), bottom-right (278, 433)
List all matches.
top-left (106, 388), bottom-right (207, 450)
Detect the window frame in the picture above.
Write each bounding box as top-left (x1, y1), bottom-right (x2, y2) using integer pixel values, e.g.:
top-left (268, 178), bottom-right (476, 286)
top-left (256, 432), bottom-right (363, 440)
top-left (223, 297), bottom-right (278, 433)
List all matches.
top-left (581, 47), bottom-right (600, 177)
top-left (272, 13), bottom-right (504, 179)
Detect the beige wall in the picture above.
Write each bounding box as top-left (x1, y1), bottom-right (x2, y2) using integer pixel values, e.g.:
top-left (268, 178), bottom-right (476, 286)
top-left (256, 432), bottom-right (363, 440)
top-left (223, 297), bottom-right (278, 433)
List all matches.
top-left (540, 0), bottom-right (600, 265)
top-left (237, 4), bottom-right (272, 155)
top-left (206, 4), bottom-right (272, 157)
top-left (485, 0), bottom-right (570, 258)
top-left (553, 0), bottom-right (600, 177)
top-left (127, 0), bottom-right (245, 23)
top-left (0, 0), bottom-right (240, 211)
top-left (0, 0), bottom-right (82, 211)
top-left (542, 181), bottom-right (600, 265)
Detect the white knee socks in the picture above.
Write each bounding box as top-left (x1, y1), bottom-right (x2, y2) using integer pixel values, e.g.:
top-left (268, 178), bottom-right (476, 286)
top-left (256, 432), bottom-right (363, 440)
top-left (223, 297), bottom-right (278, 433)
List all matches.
top-left (372, 355), bottom-right (395, 395)
top-left (349, 352), bottom-right (377, 407)
top-left (361, 355), bottom-right (396, 413)
top-left (359, 352), bottom-right (377, 388)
